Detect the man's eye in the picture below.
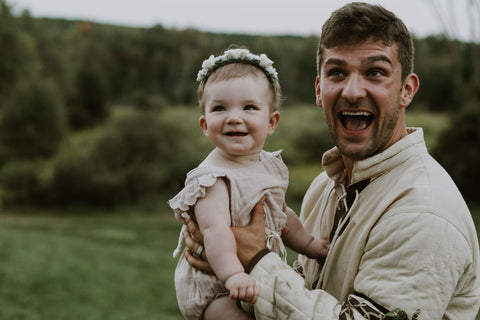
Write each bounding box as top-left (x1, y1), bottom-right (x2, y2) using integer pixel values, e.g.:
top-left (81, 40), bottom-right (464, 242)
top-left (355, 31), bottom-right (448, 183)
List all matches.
top-left (367, 69), bottom-right (385, 77)
top-left (327, 69), bottom-right (346, 79)
top-left (244, 105), bottom-right (257, 111)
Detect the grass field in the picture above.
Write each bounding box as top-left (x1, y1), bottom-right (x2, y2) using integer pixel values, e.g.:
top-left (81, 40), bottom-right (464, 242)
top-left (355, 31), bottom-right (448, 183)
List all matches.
top-left (0, 207), bottom-right (183, 320)
top-left (1, 204), bottom-right (479, 319)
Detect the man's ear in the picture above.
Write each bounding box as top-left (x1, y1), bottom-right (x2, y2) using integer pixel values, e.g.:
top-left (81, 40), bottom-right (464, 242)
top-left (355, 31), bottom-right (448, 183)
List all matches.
top-left (315, 76), bottom-right (322, 108)
top-left (268, 111), bottom-right (280, 136)
top-left (199, 115), bottom-right (208, 135)
top-left (400, 73), bottom-right (420, 108)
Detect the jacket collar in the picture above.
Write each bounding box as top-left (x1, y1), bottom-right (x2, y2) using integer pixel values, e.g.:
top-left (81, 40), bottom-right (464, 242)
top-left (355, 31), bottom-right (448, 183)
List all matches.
top-left (322, 128), bottom-right (427, 186)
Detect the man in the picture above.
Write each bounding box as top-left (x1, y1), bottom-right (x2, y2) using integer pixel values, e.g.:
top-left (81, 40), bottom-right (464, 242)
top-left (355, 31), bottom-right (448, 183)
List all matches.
top-left (184, 2), bottom-right (480, 319)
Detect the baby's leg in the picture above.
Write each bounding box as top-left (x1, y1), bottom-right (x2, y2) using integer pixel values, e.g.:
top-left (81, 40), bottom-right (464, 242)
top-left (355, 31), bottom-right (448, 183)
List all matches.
top-left (203, 295), bottom-right (254, 320)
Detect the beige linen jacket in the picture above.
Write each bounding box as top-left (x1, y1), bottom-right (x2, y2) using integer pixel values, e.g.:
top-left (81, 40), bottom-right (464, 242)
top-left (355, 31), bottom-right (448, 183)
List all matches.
top-left (250, 128), bottom-right (480, 319)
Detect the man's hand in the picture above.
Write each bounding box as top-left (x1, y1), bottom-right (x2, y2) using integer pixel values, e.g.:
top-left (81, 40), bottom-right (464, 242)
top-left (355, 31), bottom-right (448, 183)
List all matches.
top-left (231, 196), bottom-right (267, 267)
top-left (183, 196), bottom-right (267, 271)
top-left (183, 215), bottom-right (214, 274)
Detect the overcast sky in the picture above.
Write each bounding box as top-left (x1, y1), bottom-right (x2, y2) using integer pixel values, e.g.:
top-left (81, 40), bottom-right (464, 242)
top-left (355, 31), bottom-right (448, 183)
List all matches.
top-left (9, 0), bottom-right (480, 41)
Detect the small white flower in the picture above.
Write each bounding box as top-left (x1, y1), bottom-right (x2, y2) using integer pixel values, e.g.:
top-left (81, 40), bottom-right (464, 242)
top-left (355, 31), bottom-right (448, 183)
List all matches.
top-left (238, 49), bottom-right (249, 59)
top-left (227, 49), bottom-right (241, 59)
top-left (217, 55), bottom-right (227, 63)
top-left (259, 54), bottom-right (273, 68)
top-left (196, 68), bottom-right (208, 81)
top-left (265, 66), bottom-right (278, 80)
top-left (202, 55), bottom-right (216, 69)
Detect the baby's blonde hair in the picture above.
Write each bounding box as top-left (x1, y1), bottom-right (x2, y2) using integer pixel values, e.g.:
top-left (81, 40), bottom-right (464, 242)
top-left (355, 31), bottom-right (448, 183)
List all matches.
top-left (197, 62), bottom-right (282, 115)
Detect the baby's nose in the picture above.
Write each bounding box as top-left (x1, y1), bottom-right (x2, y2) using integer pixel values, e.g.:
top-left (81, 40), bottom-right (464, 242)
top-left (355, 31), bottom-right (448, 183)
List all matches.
top-left (226, 110), bottom-right (243, 123)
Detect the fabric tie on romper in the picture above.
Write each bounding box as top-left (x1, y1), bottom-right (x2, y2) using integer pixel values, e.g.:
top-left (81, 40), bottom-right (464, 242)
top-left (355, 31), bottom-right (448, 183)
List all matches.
top-left (265, 227), bottom-right (287, 262)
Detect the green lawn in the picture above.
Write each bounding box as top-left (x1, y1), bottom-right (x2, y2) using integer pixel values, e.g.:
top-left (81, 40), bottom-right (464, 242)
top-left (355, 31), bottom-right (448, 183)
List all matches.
top-left (1, 205), bottom-right (479, 319)
top-left (0, 210), bottom-right (183, 320)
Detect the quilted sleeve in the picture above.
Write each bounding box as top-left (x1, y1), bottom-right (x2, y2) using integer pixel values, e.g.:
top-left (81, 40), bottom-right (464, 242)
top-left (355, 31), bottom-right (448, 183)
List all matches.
top-left (250, 253), bottom-right (388, 320)
top-left (354, 212), bottom-right (477, 319)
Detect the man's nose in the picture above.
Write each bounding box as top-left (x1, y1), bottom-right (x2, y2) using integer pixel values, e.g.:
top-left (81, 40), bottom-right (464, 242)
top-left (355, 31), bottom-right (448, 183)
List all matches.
top-left (342, 73), bottom-right (366, 103)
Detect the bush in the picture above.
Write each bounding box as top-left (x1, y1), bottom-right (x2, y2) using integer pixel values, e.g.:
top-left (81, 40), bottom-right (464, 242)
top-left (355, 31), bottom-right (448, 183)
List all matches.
top-left (50, 155), bottom-right (127, 207)
top-left (132, 89), bottom-right (168, 111)
top-left (48, 110), bottom-right (197, 207)
top-left (0, 161), bottom-right (43, 206)
top-left (290, 123), bottom-right (333, 165)
top-left (287, 164), bottom-right (323, 205)
top-left (91, 112), bottom-right (190, 199)
top-left (433, 102), bottom-right (480, 204)
top-left (0, 77), bottom-right (67, 162)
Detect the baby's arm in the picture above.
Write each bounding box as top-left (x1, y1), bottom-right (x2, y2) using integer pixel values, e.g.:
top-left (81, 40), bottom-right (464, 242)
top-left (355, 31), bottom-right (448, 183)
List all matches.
top-left (194, 178), bottom-right (258, 304)
top-left (282, 207), bottom-right (329, 260)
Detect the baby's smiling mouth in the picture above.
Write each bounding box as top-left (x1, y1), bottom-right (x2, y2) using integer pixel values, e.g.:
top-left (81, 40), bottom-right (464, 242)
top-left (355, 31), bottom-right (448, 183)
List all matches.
top-left (339, 111), bottom-right (374, 131)
top-left (225, 131), bottom-right (248, 136)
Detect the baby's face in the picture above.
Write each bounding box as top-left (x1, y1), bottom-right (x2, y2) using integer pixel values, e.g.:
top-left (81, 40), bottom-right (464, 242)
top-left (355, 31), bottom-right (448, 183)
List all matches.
top-left (199, 74), bottom-right (279, 159)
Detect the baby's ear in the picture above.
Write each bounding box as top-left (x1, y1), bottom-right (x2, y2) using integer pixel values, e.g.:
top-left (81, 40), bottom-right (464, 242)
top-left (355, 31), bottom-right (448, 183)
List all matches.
top-left (199, 116), bottom-right (208, 135)
top-left (268, 111), bottom-right (280, 135)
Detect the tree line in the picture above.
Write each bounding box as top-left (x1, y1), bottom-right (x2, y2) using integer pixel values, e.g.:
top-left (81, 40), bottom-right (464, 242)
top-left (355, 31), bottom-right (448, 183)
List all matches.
top-left (0, 0), bottom-right (479, 207)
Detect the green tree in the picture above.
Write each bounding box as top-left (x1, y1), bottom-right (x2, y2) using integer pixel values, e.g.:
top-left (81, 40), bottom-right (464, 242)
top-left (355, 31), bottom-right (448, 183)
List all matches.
top-left (68, 56), bottom-right (110, 128)
top-left (0, 0), bottom-right (37, 101)
top-left (0, 77), bottom-right (67, 161)
top-left (66, 22), bottom-right (111, 129)
top-left (19, 13), bottom-right (77, 105)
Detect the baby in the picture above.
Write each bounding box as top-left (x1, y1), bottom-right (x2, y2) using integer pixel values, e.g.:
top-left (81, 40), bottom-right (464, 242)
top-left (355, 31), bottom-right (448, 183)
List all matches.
top-left (169, 47), bottom-right (329, 320)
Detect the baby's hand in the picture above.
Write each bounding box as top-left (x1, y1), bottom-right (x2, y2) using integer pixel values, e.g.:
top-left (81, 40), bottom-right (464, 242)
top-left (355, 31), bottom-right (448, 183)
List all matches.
top-left (307, 238), bottom-right (330, 262)
top-left (224, 272), bottom-right (259, 305)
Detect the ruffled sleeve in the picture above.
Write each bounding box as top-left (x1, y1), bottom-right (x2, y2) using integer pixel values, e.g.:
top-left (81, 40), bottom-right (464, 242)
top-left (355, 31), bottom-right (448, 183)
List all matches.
top-left (168, 168), bottom-right (227, 223)
top-left (169, 168), bottom-right (227, 258)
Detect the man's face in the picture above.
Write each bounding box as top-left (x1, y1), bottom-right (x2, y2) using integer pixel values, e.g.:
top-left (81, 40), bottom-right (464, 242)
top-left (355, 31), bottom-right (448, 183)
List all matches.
top-left (316, 39), bottom-right (418, 161)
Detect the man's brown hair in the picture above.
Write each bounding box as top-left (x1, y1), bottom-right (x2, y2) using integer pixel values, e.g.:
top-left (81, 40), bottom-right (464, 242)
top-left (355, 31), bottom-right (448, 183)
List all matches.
top-left (317, 2), bottom-right (414, 81)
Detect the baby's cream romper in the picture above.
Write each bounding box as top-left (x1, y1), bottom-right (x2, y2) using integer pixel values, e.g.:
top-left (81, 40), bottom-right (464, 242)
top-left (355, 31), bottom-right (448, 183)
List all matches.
top-left (169, 150), bottom-right (289, 320)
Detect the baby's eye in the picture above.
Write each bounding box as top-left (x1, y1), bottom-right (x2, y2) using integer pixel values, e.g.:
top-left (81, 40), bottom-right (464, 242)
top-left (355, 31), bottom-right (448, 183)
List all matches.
top-left (244, 105), bottom-right (258, 111)
top-left (212, 105), bottom-right (226, 112)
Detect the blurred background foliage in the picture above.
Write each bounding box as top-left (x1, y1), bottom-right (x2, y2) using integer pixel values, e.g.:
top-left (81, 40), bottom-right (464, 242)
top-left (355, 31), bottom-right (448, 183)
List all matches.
top-left (0, 0), bottom-right (479, 209)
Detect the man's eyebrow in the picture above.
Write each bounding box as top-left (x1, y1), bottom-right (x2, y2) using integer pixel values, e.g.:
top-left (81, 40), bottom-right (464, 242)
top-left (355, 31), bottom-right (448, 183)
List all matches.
top-left (323, 58), bottom-right (346, 67)
top-left (323, 55), bottom-right (393, 67)
top-left (362, 55), bottom-right (393, 66)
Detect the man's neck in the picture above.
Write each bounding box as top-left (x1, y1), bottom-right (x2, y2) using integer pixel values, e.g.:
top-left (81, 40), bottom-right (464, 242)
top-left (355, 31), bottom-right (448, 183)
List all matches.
top-left (342, 156), bottom-right (355, 187)
top-left (340, 126), bottom-right (411, 186)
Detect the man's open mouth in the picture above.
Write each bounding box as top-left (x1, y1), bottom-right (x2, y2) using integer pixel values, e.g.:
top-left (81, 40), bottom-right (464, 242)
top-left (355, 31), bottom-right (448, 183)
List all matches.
top-left (339, 111), bottom-right (374, 131)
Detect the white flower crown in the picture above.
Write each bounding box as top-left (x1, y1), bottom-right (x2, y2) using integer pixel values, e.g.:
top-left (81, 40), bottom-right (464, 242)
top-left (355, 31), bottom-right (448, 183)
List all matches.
top-left (196, 48), bottom-right (279, 83)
